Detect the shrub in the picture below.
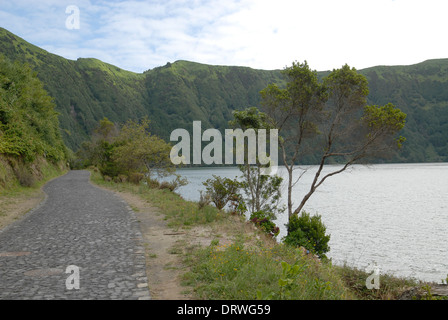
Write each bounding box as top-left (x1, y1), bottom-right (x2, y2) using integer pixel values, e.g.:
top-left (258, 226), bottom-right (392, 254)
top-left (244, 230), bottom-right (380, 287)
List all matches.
top-left (228, 193), bottom-right (247, 216)
top-left (198, 190), bottom-right (211, 210)
top-left (117, 174), bottom-right (128, 183)
top-left (250, 210), bottom-right (279, 237)
top-left (159, 181), bottom-right (171, 190)
top-left (283, 211), bottom-right (330, 259)
top-left (203, 175), bottom-right (241, 210)
top-left (129, 172), bottom-right (144, 185)
top-left (146, 177), bottom-right (160, 189)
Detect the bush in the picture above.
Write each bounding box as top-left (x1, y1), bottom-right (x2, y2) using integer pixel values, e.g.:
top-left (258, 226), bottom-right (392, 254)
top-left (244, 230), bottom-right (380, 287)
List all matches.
top-left (203, 175), bottom-right (241, 210)
top-left (283, 211), bottom-right (330, 259)
top-left (228, 193), bottom-right (247, 216)
top-left (198, 191), bottom-right (211, 210)
top-left (129, 172), bottom-right (144, 185)
top-left (250, 210), bottom-right (279, 237)
top-left (99, 160), bottom-right (122, 179)
top-left (159, 181), bottom-right (172, 190)
top-left (146, 177), bottom-right (160, 189)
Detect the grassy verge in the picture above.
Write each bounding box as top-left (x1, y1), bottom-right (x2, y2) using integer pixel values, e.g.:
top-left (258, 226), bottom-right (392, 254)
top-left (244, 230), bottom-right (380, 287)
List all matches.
top-left (89, 170), bottom-right (433, 300)
top-left (89, 170), bottom-right (225, 229)
top-left (182, 239), bottom-right (356, 300)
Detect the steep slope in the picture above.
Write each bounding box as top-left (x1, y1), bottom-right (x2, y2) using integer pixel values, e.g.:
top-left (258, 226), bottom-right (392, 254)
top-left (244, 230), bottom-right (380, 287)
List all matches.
top-left (360, 60), bottom-right (448, 162)
top-left (0, 27), bottom-right (149, 149)
top-left (0, 54), bottom-right (67, 189)
top-left (1, 27), bottom-right (447, 162)
top-left (0, 28), bottom-right (284, 149)
top-left (144, 60), bottom-right (284, 140)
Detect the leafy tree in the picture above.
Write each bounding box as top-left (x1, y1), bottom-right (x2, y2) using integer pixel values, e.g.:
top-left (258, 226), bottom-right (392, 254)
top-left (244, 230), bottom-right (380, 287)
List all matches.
top-left (72, 117), bottom-right (120, 173)
top-left (0, 54), bottom-right (67, 162)
top-left (229, 107), bottom-right (285, 219)
top-left (113, 117), bottom-right (174, 179)
top-left (260, 61), bottom-right (327, 219)
top-left (239, 167), bottom-right (283, 220)
top-left (74, 117), bottom-right (176, 182)
top-left (261, 61), bottom-right (407, 220)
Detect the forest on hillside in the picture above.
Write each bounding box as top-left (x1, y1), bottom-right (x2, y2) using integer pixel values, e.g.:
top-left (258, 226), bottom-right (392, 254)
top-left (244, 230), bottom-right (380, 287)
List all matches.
top-left (0, 54), bottom-right (67, 189)
top-left (1, 27), bottom-right (447, 163)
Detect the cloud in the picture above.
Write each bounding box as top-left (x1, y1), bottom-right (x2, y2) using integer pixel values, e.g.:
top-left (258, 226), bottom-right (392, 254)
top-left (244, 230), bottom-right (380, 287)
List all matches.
top-left (2, 0), bottom-right (448, 73)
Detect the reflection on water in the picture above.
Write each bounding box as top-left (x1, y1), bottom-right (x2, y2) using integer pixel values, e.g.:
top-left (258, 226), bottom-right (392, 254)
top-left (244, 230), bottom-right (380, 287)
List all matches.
top-left (174, 163), bottom-right (448, 283)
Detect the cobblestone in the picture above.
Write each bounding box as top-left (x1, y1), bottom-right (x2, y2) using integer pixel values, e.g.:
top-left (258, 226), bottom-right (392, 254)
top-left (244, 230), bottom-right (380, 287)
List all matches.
top-left (0, 170), bottom-right (151, 300)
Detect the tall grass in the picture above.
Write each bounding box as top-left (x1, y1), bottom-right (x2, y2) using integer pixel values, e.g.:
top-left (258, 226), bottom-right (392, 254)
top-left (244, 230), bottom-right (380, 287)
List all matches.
top-left (183, 239), bottom-right (355, 300)
top-left (90, 170), bottom-right (223, 228)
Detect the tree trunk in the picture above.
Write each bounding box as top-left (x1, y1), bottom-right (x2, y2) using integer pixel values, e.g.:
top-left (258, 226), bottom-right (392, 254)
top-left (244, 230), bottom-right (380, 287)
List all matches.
top-left (287, 166), bottom-right (293, 219)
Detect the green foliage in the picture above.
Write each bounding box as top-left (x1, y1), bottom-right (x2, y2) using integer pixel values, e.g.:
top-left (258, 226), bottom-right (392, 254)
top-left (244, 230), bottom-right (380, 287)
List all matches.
top-left (229, 106), bottom-right (274, 130)
top-left (113, 117), bottom-right (175, 178)
top-left (13, 163), bottom-right (36, 187)
top-left (334, 263), bottom-right (422, 300)
top-left (185, 241), bottom-right (352, 300)
top-left (360, 61), bottom-right (448, 162)
top-left (283, 211), bottom-right (331, 259)
top-left (260, 61), bottom-right (408, 218)
top-left (229, 107), bottom-right (284, 218)
top-left (257, 260), bottom-right (308, 300)
top-left (97, 140), bottom-right (122, 177)
top-left (90, 170), bottom-right (221, 228)
top-left (324, 64), bottom-right (369, 106)
top-left (0, 54), bottom-right (67, 163)
top-left (260, 61), bottom-right (327, 167)
top-left (74, 117), bottom-right (177, 186)
top-left (202, 175), bottom-right (242, 210)
top-left (1, 28), bottom-right (447, 162)
top-left (249, 210), bottom-right (280, 237)
top-left (363, 103), bottom-right (407, 148)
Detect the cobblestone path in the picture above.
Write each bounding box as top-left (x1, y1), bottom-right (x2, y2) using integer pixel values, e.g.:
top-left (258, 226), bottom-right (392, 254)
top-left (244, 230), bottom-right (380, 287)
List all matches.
top-left (0, 170), bottom-right (150, 300)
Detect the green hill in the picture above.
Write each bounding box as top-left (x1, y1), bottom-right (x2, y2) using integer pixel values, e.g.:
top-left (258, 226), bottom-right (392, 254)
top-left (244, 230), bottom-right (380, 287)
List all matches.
top-left (0, 53), bottom-right (68, 189)
top-left (360, 61), bottom-right (448, 162)
top-left (0, 27), bottom-right (283, 150)
top-left (1, 27), bottom-right (447, 162)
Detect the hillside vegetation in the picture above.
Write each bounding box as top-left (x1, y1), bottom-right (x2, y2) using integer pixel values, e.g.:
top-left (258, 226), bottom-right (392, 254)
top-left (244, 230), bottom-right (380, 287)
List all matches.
top-left (1, 27), bottom-right (447, 162)
top-left (360, 61), bottom-right (448, 162)
top-left (0, 53), bottom-right (67, 190)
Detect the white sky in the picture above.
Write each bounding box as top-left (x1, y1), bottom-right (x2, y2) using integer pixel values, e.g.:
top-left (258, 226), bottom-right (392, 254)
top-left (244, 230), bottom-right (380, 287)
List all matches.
top-left (1, 0), bottom-right (447, 73)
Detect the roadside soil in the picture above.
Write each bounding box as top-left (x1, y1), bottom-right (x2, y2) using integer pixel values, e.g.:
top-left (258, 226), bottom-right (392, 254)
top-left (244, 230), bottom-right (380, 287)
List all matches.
top-left (111, 190), bottom-right (193, 299)
top-left (107, 189), bottom-right (264, 300)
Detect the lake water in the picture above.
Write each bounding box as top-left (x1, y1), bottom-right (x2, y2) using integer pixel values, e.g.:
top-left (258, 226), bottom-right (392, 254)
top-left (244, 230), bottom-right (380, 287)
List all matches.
top-left (174, 163), bottom-right (448, 283)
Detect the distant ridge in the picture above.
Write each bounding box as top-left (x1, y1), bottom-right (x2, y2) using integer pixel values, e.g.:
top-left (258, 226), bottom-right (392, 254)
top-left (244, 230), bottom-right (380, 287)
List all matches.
top-left (1, 27), bottom-right (447, 162)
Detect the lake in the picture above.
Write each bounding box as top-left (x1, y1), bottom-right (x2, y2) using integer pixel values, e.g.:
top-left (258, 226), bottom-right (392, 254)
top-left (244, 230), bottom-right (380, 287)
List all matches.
top-left (174, 163), bottom-right (448, 283)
